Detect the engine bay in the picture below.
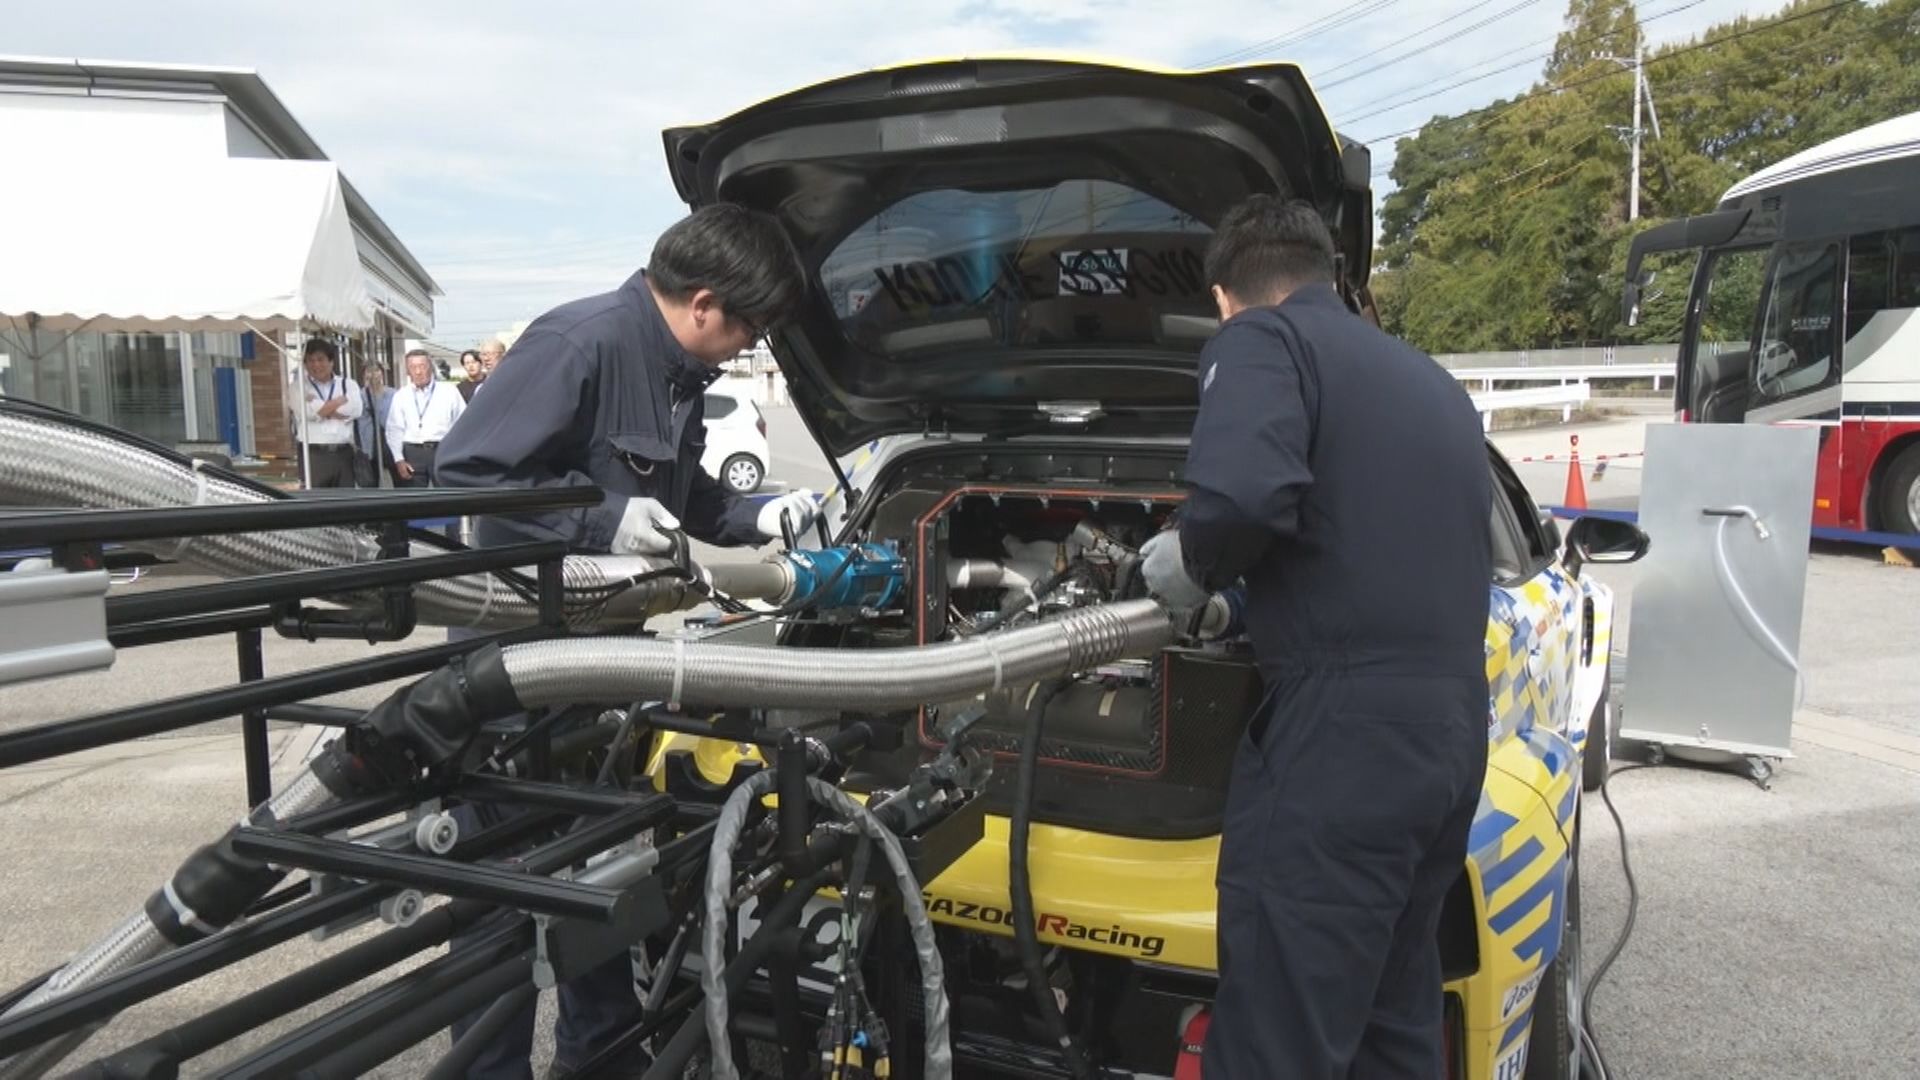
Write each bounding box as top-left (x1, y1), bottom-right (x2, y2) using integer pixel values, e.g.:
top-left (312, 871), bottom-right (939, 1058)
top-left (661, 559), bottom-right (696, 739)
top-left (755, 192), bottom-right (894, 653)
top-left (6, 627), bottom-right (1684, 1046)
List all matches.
top-left (771, 448), bottom-right (1265, 840)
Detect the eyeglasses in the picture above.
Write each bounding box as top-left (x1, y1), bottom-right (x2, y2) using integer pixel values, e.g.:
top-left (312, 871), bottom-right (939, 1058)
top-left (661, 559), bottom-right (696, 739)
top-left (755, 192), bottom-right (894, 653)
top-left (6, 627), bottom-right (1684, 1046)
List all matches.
top-left (728, 309), bottom-right (769, 343)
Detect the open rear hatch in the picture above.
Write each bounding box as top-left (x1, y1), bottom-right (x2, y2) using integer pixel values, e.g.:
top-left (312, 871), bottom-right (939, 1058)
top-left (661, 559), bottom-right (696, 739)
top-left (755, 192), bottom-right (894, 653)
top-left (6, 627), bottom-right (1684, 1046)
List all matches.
top-left (664, 58), bottom-right (1371, 454)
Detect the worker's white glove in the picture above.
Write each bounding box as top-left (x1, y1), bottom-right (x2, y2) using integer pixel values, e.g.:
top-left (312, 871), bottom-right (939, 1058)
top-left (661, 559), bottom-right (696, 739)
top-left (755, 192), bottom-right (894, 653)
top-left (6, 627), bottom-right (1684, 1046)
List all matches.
top-left (1140, 529), bottom-right (1209, 614)
top-left (611, 497), bottom-right (680, 556)
top-left (756, 489), bottom-right (818, 541)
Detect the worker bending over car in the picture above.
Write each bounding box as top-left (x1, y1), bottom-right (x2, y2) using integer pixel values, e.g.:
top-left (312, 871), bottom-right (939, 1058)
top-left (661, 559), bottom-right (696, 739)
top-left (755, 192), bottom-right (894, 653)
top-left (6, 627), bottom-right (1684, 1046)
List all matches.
top-left (1141, 196), bottom-right (1493, 1079)
top-left (433, 203), bottom-right (818, 1079)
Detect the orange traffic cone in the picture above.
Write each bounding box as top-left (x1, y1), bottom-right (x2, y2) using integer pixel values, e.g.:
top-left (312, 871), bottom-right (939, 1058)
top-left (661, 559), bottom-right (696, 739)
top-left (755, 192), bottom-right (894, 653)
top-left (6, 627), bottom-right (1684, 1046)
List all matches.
top-left (1563, 434), bottom-right (1588, 510)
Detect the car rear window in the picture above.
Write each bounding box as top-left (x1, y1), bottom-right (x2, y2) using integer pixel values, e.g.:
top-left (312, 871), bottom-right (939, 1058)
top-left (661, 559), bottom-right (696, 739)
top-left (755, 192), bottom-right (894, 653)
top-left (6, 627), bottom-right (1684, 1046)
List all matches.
top-left (818, 179), bottom-right (1215, 362)
top-left (704, 393), bottom-right (738, 419)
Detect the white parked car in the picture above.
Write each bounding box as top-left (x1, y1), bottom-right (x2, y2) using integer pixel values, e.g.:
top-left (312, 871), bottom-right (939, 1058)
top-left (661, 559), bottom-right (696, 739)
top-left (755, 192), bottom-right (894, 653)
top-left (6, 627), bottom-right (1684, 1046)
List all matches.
top-left (699, 381), bottom-right (771, 494)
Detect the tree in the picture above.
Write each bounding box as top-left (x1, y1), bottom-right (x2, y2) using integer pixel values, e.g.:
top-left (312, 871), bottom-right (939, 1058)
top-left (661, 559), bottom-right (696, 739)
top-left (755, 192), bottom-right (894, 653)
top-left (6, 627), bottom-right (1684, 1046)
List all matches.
top-left (1547, 0), bottom-right (1642, 79)
top-left (1374, 0), bottom-right (1920, 352)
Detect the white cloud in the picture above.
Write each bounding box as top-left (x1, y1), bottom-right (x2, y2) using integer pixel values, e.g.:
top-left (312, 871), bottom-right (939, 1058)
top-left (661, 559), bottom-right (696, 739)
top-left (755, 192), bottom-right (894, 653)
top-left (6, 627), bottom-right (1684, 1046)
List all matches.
top-left (10, 0), bottom-right (1766, 338)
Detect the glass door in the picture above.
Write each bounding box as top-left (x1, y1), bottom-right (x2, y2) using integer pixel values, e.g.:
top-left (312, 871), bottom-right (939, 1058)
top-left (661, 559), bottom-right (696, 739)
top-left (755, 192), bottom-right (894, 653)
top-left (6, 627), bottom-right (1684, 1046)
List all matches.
top-left (103, 332), bottom-right (186, 445)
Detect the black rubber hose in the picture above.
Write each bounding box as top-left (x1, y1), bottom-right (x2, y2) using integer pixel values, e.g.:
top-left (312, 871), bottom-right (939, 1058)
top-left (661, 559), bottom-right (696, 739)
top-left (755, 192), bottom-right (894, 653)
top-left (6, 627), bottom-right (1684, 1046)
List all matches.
top-left (1010, 676), bottom-right (1094, 1080)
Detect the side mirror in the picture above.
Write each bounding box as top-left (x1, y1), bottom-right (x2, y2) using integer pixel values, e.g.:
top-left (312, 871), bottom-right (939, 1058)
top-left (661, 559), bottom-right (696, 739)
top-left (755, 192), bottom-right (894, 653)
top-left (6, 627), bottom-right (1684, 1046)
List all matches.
top-left (1563, 516), bottom-right (1650, 577)
top-left (1536, 506), bottom-right (1563, 553)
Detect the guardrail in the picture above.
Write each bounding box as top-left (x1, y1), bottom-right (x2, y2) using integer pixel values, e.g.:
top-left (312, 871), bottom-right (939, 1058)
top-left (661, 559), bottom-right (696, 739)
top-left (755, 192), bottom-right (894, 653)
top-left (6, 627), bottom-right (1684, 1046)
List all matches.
top-left (1452, 362), bottom-right (1675, 392)
top-left (1435, 343), bottom-right (1678, 370)
top-left (1468, 383), bottom-right (1592, 430)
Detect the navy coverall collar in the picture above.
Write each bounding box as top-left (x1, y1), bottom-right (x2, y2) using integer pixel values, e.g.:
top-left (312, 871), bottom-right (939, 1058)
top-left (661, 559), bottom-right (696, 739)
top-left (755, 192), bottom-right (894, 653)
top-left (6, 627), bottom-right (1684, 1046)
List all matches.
top-left (1243, 280), bottom-right (1344, 320)
top-left (622, 269), bottom-right (723, 399)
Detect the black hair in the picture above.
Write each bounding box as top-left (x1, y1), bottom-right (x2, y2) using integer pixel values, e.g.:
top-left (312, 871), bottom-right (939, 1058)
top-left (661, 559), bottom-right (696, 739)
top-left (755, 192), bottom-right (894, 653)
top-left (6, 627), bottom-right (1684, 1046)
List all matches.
top-left (646, 203), bottom-right (807, 329)
top-left (459, 349), bottom-right (482, 365)
top-left (302, 338), bottom-right (338, 364)
top-left (1203, 195), bottom-right (1336, 303)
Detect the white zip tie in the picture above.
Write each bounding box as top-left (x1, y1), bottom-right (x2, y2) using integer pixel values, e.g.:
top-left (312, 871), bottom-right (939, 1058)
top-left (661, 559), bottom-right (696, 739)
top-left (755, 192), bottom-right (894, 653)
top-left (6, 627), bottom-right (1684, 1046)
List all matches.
top-left (162, 879), bottom-right (215, 936)
top-left (980, 634), bottom-right (1005, 692)
top-left (168, 462), bottom-right (214, 561)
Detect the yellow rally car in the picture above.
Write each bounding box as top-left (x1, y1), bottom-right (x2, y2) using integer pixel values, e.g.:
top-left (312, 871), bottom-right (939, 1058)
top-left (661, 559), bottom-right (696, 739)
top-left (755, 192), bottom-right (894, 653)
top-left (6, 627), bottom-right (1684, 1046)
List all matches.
top-left (648, 57), bottom-right (1649, 1080)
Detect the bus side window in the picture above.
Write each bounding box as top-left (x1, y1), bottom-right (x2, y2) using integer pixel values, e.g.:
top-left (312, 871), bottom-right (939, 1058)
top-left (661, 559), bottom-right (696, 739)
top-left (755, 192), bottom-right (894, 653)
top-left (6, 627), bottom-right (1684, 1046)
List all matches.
top-left (1893, 228), bottom-right (1920, 310)
top-left (1752, 241), bottom-right (1840, 405)
top-left (1846, 233), bottom-right (1894, 342)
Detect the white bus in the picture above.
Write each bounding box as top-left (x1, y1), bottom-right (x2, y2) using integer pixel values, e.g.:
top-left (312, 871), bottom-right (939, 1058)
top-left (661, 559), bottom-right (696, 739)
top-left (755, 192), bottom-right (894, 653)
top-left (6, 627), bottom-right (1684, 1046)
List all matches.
top-left (1624, 110), bottom-right (1920, 535)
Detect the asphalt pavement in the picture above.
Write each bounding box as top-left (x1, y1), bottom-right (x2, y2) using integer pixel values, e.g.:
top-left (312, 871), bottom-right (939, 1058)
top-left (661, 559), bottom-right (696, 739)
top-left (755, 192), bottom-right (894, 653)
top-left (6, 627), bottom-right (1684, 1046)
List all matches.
top-left (0, 406), bottom-right (1915, 1077)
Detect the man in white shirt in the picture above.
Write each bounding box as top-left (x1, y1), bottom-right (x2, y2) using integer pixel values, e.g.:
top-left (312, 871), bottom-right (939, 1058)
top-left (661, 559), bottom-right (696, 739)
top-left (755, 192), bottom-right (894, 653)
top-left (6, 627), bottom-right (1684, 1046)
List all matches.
top-left (478, 337), bottom-right (508, 377)
top-left (296, 338), bottom-right (363, 489)
top-left (384, 349), bottom-right (466, 487)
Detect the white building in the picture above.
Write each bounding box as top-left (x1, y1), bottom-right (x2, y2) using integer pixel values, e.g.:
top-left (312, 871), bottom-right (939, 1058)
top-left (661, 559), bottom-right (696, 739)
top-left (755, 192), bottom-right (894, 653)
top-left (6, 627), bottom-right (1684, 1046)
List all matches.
top-left (0, 56), bottom-right (439, 467)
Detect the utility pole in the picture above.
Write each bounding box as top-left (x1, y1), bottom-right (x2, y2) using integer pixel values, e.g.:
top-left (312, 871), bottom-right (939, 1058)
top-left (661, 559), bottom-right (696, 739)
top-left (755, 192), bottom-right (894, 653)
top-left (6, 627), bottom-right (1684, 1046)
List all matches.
top-left (1629, 35), bottom-right (1644, 221)
top-left (1600, 39), bottom-right (1653, 222)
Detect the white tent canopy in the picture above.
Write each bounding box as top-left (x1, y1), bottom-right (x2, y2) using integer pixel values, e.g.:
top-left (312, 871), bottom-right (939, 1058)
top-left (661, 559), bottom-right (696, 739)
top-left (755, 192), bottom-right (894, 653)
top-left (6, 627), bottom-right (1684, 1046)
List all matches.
top-left (0, 157), bottom-right (374, 334)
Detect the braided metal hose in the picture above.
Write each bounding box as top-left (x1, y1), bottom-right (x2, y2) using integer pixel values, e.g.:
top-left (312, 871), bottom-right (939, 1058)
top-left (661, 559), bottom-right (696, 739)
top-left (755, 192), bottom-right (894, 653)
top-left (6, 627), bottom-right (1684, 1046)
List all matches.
top-left (501, 598), bottom-right (1171, 711)
top-left (0, 408), bottom-right (760, 629)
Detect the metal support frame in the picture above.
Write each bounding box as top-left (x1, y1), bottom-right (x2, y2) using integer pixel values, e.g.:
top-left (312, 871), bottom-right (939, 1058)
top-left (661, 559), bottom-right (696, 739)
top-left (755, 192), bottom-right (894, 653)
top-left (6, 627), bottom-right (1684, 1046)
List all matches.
top-left (454, 772), bottom-right (667, 817)
top-left (226, 789), bottom-right (678, 931)
top-left (86, 900), bottom-right (497, 1080)
top-left (0, 479), bottom-right (769, 1078)
top-left (102, 541), bottom-right (565, 627)
top-left (211, 922), bottom-right (533, 1080)
top-left (0, 800), bottom-right (629, 1063)
top-left (0, 883), bottom-right (393, 1058)
top-left (0, 627), bottom-right (546, 770)
top-left (0, 487), bottom-right (599, 548)
top-left (236, 627), bottom-right (271, 806)
top-left (105, 607), bottom-right (276, 649)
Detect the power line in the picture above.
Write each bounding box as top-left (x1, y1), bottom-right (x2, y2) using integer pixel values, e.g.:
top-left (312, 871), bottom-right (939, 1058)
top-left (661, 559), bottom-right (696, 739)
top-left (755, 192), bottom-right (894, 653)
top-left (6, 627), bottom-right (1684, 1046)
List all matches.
top-left (1355, 0), bottom-right (1865, 145)
top-left (1195, 0), bottom-right (1400, 68)
top-left (1313, 0), bottom-right (1518, 80)
top-left (1342, 51), bottom-right (1559, 127)
top-left (1331, 0), bottom-right (1702, 124)
top-left (1400, 16), bottom-right (1883, 214)
top-left (1319, 0), bottom-right (1551, 92)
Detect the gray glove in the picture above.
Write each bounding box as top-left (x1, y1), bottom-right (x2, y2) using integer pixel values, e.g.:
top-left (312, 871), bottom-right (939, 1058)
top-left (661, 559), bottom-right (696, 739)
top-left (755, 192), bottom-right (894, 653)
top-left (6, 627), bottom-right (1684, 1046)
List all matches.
top-left (1140, 529), bottom-right (1209, 613)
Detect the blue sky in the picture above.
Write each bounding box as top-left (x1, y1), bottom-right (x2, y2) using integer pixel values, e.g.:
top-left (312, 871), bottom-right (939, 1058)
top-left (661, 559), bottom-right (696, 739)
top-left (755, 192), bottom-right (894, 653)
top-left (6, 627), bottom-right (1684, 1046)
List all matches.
top-left (9, 0), bottom-right (1766, 347)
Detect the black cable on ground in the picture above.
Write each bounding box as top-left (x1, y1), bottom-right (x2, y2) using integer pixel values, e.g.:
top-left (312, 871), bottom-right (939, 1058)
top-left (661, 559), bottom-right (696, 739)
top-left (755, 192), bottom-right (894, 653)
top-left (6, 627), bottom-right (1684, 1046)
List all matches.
top-left (1010, 676), bottom-right (1094, 1080)
top-left (1579, 761), bottom-right (1650, 1080)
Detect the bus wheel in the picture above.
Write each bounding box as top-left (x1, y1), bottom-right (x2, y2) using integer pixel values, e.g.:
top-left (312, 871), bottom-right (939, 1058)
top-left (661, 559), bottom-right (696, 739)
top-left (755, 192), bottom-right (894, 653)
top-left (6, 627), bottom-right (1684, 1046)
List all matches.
top-left (1878, 443), bottom-right (1920, 535)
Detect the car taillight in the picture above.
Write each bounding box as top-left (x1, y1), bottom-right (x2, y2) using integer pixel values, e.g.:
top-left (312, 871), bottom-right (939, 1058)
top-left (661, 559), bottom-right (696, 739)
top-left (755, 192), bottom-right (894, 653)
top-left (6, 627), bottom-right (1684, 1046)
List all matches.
top-left (757, 416), bottom-right (766, 437)
top-left (1677, 408), bottom-right (1690, 423)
